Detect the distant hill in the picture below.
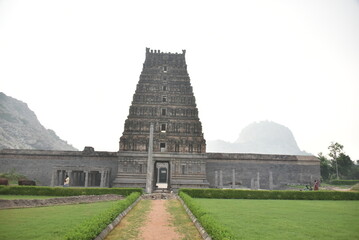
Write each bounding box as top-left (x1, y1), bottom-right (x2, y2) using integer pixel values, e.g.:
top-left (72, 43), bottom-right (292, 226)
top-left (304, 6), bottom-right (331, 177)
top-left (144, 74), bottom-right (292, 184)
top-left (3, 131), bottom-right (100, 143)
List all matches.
top-left (0, 92), bottom-right (77, 151)
top-left (207, 121), bottom-right (310, 155)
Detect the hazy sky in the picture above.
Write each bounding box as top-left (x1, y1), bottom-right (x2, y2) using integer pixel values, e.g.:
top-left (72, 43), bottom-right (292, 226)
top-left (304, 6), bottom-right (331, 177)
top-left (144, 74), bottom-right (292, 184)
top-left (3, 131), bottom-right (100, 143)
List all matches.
top-left (1, 0), bottom-right (358, 160)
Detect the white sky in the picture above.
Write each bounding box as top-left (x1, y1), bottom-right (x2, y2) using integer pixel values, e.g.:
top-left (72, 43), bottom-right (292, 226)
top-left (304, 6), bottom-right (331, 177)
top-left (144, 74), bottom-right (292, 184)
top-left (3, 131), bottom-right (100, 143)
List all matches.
top-left (1, 0), bottom-right (358, 160)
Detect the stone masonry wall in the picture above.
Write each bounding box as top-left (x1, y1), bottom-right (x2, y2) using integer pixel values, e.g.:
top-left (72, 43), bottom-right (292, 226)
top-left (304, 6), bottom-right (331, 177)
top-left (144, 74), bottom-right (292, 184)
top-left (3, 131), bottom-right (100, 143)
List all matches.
top-left (0, 149), bottom-right (118, 186)
top-left (206, 153), bottom-right (320, 190)
top-left (0, 149), bottom-right (320, 190)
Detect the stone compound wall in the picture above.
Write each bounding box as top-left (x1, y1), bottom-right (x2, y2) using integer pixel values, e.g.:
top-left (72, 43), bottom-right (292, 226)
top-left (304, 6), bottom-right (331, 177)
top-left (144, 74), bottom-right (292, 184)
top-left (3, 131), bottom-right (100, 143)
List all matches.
top-left (0, 149), bottom-right (118, 186)
top-left (206, 153), bottom-right (320, 190)
top-left (0, 149), bottom-right (320, 189)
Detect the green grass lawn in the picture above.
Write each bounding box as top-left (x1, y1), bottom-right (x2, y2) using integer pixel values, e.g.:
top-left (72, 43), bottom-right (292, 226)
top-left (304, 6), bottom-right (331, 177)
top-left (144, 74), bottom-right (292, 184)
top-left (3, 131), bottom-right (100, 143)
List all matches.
top-left (166, 199), bottom-right (202, 240)
top-left (0, 195), bottom-right (65, 200)
top-left (194, 199), bottom-right (359, 240)
top-left (0, 200), bottom-right (120, 240)
top-left (105, 199), bottom-right (151, 240)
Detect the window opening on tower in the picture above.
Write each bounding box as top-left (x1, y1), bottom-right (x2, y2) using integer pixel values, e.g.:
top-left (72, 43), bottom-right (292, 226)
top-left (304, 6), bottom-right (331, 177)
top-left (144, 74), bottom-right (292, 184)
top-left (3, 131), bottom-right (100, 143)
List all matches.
top-left (161, 124), bottom-right (166, 132)
top-left (160, 143), bottom-right (166, 152)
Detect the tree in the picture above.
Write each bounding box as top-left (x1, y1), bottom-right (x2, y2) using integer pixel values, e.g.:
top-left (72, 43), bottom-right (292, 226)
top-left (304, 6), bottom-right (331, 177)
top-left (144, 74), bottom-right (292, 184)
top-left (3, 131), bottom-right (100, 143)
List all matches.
top-left (328, 142), bottom-right (343, 180)
top-left (318, 152), bottom-right (332, 181)
top-left (336, 153), bottom-right (354, 179)
top-left (348, 165), bottom-right (359, 179)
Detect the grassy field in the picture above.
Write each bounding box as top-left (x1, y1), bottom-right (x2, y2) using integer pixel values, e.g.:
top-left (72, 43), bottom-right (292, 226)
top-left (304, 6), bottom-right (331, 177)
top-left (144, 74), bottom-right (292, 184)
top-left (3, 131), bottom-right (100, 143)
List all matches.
top-left (0, 200), bottom-right (120, 240)
top-left (105, 199), bottom-right (151, 240)
top-left (166, 199), bottom-right (202, 240)
top-left (194, 199), bottom-right (359, 240)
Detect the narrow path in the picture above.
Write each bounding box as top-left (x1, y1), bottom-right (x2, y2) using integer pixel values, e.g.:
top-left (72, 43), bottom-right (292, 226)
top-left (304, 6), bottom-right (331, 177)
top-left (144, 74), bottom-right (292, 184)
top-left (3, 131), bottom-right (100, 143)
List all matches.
top-left (104, 195), bottom-right (202, 240)
top-left (140, 199), bottom-right (180, 240)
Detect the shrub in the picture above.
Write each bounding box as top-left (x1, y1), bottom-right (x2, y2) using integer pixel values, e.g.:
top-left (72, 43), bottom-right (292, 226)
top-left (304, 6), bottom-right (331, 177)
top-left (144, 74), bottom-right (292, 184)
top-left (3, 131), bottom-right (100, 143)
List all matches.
top-left (329, 180), bottom-right (359, 186)
top-left (0, 169), bottom-right (28, 184)
top-left (65, 192), bottom-right (141, 240)
top-left (0, 185), bottom-right (143, 197)
top-left (178, 188), bottom-right (359, 200)
top-left (351, 183), bottom-right (359, 191)
top-left (179, 192), bottom-right (236, 240)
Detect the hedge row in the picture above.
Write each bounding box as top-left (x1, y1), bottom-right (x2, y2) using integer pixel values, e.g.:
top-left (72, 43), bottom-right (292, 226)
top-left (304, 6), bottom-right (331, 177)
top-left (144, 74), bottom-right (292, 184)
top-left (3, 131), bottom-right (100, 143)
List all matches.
top-left (329, 180), bottom-right (359, 185)
top-left (179, 188), bottom-right (359, 200)
top-left (0, 186), bottom-right (143, 196)
top-left (179, 192), bottom-right (236, 240)
top-left (65, 192), bottom-right (141, 240)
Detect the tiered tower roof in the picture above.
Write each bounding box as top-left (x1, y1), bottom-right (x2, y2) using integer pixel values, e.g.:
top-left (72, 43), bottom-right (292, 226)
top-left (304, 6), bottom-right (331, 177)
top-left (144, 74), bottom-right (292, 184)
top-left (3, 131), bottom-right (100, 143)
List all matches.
top-left (120, 48), bottom-right (206, 153)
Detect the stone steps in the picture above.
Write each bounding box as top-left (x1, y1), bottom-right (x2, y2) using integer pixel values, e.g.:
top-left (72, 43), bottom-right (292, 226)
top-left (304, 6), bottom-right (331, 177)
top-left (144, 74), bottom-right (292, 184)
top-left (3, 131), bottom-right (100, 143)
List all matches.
top-left (142, 192), bottom-right (176, 200)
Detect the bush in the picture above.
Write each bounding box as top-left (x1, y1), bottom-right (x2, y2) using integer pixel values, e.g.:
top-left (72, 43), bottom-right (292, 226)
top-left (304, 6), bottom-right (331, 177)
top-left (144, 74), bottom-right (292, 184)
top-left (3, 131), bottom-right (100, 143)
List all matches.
top-left (351, 184), bottom-right (359, 191)
top-left (0, 169), bottom-right (28, 184)
top-left (178, 188), bottom-right (359, 200)
top-left (329, 180), bottom-right (359, 186)
top-left (65, 192), bottom-right (141, 240)
top-left (0, 185), bottom-right (143, 197)
top-left (179, 192), bottom-right (236, 240)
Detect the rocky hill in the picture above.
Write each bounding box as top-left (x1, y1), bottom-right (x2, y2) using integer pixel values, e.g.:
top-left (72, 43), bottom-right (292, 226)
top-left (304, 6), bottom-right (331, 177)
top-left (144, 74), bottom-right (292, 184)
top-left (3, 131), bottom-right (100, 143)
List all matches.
top-left (0, 92), bottom-right (77, 151)
top-left (207, 121), bottom-right (309, 155)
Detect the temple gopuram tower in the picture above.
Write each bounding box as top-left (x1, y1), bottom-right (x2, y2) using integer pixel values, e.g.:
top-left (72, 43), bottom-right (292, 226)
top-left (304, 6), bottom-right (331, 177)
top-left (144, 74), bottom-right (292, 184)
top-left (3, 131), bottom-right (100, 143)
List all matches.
top-left (113, 48), bottom-right (208, 190)
top-left (120, 48), bottom-right (206, 153)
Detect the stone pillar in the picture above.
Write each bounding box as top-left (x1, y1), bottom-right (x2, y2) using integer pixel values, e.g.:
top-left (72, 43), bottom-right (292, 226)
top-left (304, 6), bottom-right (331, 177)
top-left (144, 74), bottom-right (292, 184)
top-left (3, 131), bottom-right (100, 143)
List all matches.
top-left (251, 178), bottom-right (254, 189)
top-left (156, 165), bottom-right (160, 184)
top-left (85, 171), bottom-right (89, 187)
top-left (51, 170), bottom-right (56, 187)
top-left (214, 171), bottom-right (218, 187)
top-left (145, 123), bottom-right (154, 194)
top-left (88, 172), bottom-right (92, 187)
top-left (100, 170), bottom-right (105, 187)
top-left (231, 169), bottom-right (235, 189)
top-left (256, 172), bottom-right (260, 190)
top-left (219, 170), bottom-right (223, 188)
top-left (103, 171), bottom-right (107, 188)
top-left (105, 171), bottom-right (109, 187)
top-left (269, 171), bottom-right (273, 190)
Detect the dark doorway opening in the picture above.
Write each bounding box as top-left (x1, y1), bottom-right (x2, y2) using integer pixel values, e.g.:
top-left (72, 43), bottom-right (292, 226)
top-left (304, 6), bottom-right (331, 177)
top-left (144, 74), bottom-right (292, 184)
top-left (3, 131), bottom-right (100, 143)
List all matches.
top-left (154, 161), bottom-right (170, 190)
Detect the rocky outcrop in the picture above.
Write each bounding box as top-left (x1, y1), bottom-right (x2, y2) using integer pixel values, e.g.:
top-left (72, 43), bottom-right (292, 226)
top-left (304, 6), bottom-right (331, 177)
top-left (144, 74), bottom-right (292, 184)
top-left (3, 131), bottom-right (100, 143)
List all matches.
top-left (207, 121), bottom-right (309, 155)
top-left (0, 92), bottom-right (77, 151)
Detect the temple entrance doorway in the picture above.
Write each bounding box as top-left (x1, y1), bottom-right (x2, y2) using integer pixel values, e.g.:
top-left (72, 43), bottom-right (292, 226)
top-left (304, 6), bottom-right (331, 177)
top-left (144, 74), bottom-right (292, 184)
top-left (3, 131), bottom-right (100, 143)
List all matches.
top-left (154, 161), bottom-right (170, 190)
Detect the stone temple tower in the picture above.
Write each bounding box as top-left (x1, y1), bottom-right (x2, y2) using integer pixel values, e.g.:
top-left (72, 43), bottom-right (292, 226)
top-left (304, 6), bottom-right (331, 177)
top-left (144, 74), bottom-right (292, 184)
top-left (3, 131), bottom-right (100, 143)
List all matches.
top-left (114, 48), bottom-right (209, 190)
top-left (119, 48), bottom-right (206, 154)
